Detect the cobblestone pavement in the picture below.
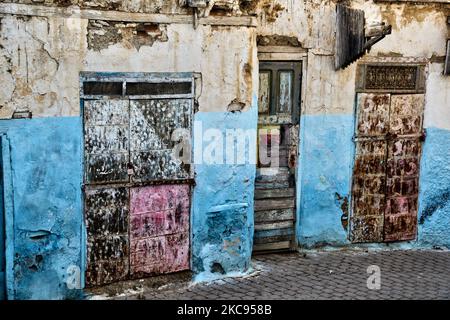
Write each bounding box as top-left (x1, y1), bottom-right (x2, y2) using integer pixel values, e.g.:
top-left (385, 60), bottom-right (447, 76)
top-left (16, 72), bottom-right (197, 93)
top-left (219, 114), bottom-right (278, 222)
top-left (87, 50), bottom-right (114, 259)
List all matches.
top-left (103, 250), bottom-right (450, 300)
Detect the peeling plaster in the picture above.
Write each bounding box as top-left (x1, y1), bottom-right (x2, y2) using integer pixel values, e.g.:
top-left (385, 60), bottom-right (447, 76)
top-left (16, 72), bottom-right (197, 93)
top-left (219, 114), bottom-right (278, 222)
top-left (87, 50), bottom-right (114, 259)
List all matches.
top-left (87, 20), bottom-right (168, 51)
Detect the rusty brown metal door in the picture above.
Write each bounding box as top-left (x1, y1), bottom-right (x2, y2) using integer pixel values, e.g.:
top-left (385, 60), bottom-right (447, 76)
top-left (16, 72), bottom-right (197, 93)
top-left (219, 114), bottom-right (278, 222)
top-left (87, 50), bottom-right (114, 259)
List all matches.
top-left (351, 93), bottom-right (425, 243)
top-left (82, 76), bottom-right (194, 286)
top-left (253, 61), bottom-right (301, 253)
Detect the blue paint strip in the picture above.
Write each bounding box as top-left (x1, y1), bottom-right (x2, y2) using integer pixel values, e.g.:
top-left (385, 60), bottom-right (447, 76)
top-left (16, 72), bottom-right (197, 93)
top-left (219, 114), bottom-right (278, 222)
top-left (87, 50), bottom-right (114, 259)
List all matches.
top-left (1, 136), bottom-right (15, 300)
top-left (192, 103), bottom-right (258, 279)
top-left (0, 137), bottom-right (5, 300)
top-left (417, 127), bottom-right (450, 249)
top-left (0, 117), bottom-right (83, 299)
top-left (296, 114), bottom-right (355, 248)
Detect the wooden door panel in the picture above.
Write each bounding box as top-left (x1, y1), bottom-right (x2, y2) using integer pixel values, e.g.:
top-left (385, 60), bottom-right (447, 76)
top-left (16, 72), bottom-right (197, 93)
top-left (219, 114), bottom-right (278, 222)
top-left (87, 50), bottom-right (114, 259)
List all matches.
top-left (130, 99), bottom-right (193, 183)
top-left (85, 187), bottom-right (130, 287)
top-left (84, 100), bottom-right (130, 184)
top-left (129, 185), bottom-right (190, 277)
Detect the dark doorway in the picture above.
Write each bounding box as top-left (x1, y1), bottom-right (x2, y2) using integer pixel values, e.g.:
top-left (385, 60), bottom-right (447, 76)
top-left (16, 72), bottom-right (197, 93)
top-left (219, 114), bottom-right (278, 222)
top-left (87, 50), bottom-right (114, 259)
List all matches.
top-left (253, 61), bottom-right (302, 253)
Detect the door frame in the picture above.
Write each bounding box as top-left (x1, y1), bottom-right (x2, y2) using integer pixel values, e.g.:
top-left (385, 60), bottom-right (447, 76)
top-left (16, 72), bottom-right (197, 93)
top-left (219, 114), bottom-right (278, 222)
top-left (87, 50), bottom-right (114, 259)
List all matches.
top-left (256, 46), bottom-right (308, 251)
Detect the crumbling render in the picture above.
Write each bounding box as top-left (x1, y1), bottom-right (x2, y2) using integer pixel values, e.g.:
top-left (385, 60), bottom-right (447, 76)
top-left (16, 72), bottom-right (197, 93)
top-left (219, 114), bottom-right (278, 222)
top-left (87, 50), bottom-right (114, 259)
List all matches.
top-left (87, 20), bottom-right (168, 51)
top-left (257, 35), bottom-right (302, 47)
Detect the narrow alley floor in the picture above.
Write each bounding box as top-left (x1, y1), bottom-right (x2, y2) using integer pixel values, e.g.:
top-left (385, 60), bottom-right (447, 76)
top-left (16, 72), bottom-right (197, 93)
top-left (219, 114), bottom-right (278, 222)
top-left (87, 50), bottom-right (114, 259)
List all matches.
top-left (90, 250), bottom-right (450, 300)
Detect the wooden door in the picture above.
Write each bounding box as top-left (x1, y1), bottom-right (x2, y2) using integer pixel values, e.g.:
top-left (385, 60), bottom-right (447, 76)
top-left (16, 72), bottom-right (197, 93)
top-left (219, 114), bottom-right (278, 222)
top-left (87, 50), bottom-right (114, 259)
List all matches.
top-left (253, 61), bottom-right (301, 253)
top-left (82, 75), bottom-right (194, 286)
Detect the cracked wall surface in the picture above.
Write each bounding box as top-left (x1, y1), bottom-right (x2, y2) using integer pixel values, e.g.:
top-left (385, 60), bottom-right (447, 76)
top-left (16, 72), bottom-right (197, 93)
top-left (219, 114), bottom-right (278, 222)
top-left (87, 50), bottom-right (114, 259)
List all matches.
top-left (0, 15), bottom-right (87, 118)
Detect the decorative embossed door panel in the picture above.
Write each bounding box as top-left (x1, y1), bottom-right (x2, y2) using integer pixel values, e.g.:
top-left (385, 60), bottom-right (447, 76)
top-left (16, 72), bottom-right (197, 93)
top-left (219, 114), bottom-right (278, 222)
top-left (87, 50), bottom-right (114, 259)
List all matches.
top-left (351, 90), bottom-right (424, 243)
top-left (130, 185), bottom-right (190, 277)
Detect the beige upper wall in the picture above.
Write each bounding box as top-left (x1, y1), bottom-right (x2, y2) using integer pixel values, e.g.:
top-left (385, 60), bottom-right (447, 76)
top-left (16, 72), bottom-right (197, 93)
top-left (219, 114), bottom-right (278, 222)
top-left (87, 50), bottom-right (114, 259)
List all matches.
top-left (256, 0), bottom-right (450, 126)
top-left (1, 0), bottom-right (449, 127)
top-left (0, 13), bottom-right (257, 118)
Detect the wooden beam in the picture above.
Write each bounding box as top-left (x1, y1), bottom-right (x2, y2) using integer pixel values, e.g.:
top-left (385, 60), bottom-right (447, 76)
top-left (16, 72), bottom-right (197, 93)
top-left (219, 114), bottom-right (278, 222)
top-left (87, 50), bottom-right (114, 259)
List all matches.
top-left (375, 0), bottom-right (450, 3)
top-left (445, 39), bottom-right (450, 76)
top-left (0, 3), bottom-right (257, 27)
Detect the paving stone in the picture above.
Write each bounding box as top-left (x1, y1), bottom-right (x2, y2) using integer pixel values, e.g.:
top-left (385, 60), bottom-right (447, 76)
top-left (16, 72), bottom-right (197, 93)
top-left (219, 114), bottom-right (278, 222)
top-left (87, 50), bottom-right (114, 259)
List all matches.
top-left (113, 250), bottom-right (450, 300)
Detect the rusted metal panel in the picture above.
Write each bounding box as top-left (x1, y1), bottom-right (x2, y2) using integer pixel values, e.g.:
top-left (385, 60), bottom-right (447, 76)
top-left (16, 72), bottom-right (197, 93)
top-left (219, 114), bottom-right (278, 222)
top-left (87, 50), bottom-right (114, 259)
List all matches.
top-left (130, 99), bottom-right (192, 182)
top-left (355, 64), bottom-right (426, 93)
top-left (389, 95), bottom-right (424, 136)
top-left (84, 99), bottom-right (130, 184)
top-left (384, 139), bottom-right (422, 241)
top-left (351, 92), bottom-right (425, 243)
top-left (366, 66), bottom-right (418, 91)
top-left (356, 93), bottom-right (390, 137)
top-left (351, 139), bottom-right (387, 243)
top-left (85, 187), bottom-right (130, 287)
top-left (130, 185), bottom-right (190, 277)
top-left (384, 95), bottom-right (424, 241)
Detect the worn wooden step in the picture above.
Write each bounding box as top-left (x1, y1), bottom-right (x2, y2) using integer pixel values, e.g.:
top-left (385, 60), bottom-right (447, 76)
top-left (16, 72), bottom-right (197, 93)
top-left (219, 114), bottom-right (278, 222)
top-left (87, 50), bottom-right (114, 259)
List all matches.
top-left (254, 188), bottom-right (295, 200)
top-left (253, 234), bottom-right (293, 245)
top-left (254, 198), bottom-right (295, 211)
top-left (254, 221), bottom-right (294, 231)
top-left (254, 208), bottom-right (295, 223)
top-left (253, 241), bottom-right (291, 252)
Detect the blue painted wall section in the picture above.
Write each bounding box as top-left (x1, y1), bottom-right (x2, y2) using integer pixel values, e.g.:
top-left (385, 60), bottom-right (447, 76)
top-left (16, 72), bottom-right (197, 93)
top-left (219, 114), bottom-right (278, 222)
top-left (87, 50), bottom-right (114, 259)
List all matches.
top-left (296, 114), bottom-right (354, 248)
top-left (0, 117), bottom-right (83, 300)
top-left (417, 127), bottom-right (450, 249)
top-left (192, 106), bottom-right (257, 280)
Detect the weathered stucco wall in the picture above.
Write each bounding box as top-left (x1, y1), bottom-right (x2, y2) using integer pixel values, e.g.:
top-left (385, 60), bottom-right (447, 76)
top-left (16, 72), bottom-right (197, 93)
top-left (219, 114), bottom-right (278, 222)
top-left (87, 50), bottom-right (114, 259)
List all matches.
top-left (0, 1), bottom-right (259, 299)
top-left (0, 14), bottom-right (256, 117)
top-left (192, 104), bottom-right (257, 279)
top-left (255, 0), bottom-right (450, 248)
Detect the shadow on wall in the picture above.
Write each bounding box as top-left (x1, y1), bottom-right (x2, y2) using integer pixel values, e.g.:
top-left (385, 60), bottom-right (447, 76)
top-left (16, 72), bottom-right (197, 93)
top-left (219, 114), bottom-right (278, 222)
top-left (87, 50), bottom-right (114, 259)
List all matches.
top-left (417, 127), bottom-right (450, 249)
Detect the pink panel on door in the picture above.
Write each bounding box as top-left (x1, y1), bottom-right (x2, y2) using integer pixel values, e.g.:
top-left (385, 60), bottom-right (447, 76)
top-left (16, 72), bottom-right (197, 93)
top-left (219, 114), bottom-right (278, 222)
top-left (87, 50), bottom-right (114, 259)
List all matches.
top-left (130, 184), bottom-right (190, 277)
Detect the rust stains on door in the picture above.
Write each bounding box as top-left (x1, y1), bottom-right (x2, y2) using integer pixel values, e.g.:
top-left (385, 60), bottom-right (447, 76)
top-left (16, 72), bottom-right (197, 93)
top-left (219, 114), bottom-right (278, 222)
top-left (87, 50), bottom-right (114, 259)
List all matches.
top-left (384, 94), bottom-right (424, 242)
top-left (351, 91), bottom-right (425, 243)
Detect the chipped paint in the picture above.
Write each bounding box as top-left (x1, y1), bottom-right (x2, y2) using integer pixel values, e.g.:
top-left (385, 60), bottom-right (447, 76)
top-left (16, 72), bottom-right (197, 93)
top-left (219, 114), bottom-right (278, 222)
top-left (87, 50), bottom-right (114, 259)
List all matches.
top-left (130, 185), bottom-right (190, 278)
